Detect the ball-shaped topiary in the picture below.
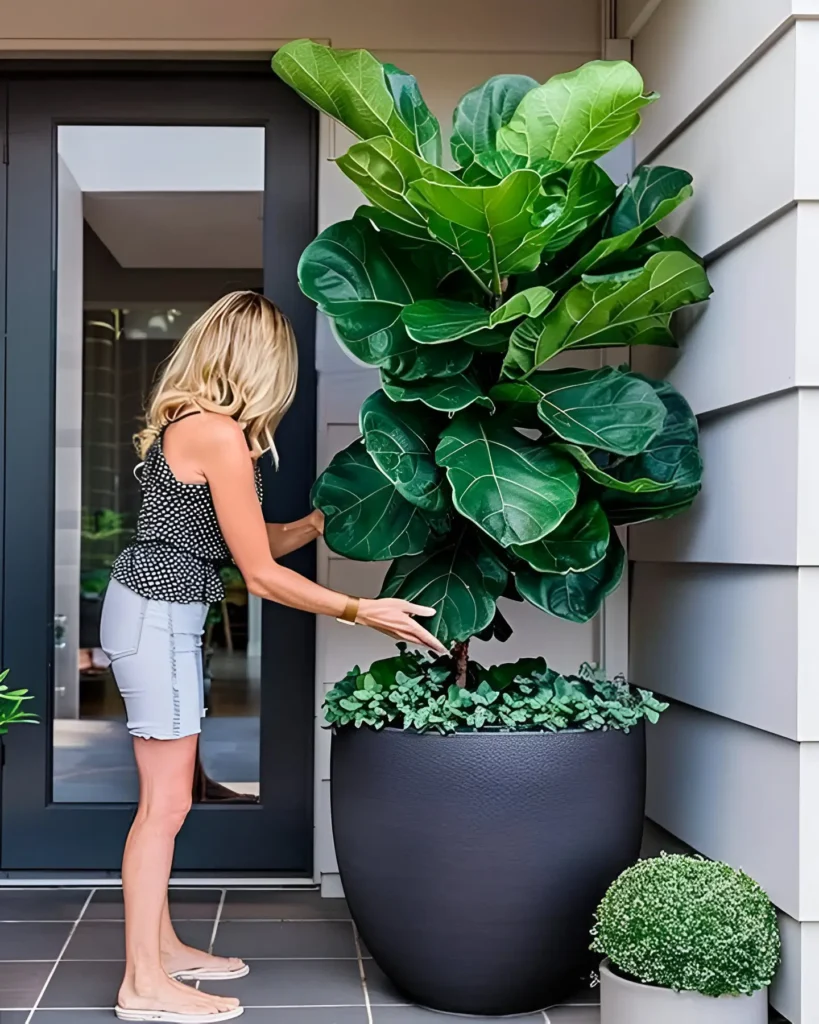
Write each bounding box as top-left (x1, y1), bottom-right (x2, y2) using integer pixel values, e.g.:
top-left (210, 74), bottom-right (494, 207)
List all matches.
top-left (591, 854), bottom-right (781, 998)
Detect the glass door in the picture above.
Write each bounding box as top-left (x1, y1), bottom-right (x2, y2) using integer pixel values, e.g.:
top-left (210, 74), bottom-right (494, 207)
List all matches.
top-left (1, 70), bottom-right (317, 872)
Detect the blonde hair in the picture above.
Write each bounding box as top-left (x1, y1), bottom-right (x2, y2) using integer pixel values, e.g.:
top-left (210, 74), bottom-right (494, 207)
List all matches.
top-left (135, 291), bottom-right (298, 463)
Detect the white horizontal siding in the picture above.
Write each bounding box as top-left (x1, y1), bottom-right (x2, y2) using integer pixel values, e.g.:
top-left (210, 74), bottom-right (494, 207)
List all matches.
top-left (646, 704), bottom-right (802, 918)
top-left (634, 0), bottom-right (791, 158)
top-left (634, 209), bottom-right (798, 415)
top-left (638, 25), bottom-right (796, 256)
top-left (630, 392), bottom-right (801, 566)
top-left (774, 914), bottom-right (819, 1023)
top-left (630, 563), bottom-right (801, 739)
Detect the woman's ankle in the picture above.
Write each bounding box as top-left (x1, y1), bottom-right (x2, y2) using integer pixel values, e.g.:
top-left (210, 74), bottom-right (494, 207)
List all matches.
top-left (124, 963), bottom-right (170, 996)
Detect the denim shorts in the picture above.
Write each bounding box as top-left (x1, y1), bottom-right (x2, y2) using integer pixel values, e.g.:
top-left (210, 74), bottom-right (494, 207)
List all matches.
top-left (100, 578), bottom-right (209, 740)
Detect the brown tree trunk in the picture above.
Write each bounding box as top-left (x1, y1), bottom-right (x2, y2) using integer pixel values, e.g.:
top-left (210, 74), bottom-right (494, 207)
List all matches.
top-left (452, 640), bottom-right (470, 688)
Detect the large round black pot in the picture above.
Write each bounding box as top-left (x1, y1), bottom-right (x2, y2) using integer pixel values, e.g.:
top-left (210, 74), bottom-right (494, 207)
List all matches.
top-left (331, 725), bottom-right (645, 1015)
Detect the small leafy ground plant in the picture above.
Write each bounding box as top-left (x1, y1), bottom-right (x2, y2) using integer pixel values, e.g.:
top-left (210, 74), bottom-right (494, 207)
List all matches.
top-left (591, 853), bottom-right (781, 998)
top-left (0, 670), bottom-right (37, 735)
top-left (324, 645), bottom-right (667, 734)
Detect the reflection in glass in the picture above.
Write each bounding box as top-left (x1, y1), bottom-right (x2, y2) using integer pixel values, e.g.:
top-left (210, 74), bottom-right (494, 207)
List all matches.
top-left (53, 126), bottom-right (265, 804)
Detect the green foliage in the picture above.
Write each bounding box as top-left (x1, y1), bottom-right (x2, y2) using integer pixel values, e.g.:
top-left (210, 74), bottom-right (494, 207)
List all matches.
top-left (592, 854), bottom-right (781, 998)
top-left (0, 670), bottom-right (38, 736)
top-left (275, 42), bottom-right (711, 644)
top-left (324, 645), bottom-right (668, 734)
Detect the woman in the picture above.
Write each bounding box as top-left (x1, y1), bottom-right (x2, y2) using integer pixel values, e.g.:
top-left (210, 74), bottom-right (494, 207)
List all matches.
top-left (102, 292), bottom-right (446, 1023)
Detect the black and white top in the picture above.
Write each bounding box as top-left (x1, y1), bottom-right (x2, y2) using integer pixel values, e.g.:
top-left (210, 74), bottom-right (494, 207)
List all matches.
top-left (111, 420), bottom-right (263, 605)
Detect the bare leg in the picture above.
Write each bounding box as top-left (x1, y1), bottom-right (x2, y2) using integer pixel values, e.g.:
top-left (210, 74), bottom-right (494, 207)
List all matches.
top-left (117, 735), bottom-right (240, 1015)
top-left (159, 894), bottom-right (245, 977)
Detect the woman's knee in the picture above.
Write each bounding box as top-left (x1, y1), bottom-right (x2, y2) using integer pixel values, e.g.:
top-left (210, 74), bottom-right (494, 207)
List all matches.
top-left (140, 792), bottom-right (192, 835)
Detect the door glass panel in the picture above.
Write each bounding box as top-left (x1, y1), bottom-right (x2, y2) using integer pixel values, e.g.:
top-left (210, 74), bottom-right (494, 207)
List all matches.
top-left (53, 125), bottom-right (265, 803)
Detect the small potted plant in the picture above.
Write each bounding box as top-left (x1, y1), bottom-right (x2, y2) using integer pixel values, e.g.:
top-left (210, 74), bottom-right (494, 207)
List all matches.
top-left (591, 854), bottom-right (781, 1024)
top-left (0, 670), bottom-right (37, 735)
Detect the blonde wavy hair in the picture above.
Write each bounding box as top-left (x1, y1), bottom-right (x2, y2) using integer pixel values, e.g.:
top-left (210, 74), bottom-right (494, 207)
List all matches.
top-left (135, 291), bottom-right (298, 463)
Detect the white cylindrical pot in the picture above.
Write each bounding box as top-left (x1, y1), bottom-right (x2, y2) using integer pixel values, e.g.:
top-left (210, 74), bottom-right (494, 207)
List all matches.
top-left (600, 959), bottom-right (768, 1024)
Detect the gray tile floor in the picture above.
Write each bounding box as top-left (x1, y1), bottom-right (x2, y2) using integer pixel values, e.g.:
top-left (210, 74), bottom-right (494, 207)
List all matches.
top-left (0, 887), bottom-right (788, 1023)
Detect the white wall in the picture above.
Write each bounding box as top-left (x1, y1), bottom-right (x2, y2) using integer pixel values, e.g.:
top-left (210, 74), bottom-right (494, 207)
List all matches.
top-left (626, 3), bottom-right (819, 1020)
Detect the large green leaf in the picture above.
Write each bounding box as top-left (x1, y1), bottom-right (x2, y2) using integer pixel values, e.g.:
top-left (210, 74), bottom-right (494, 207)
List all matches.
top-left (537, 162), bottom-right (618, 256)
top-left (408, 170), bottom-right (555, 287)
top-left (512, 500), bottom-right (610, 574)
top-left (380, 530), bottom-right (508, 646)
top-left (622, 376), bottom-right (702, 485)
top-left (387, 341), bottom-right (473, 382)
top-left (336, 137), bottom-right (458, 228)
top-left (554, 443), bottom-right (676, 493)
top-left (592, 232), bottom-right (704, 276)
top-left (501, 251), bottom-right (712, 375)
top-left (298, 219), bottom-right (442, 367)
top-left (490, 286), bottom-right (554, 326)
top-left (312, 440), bottom-right (438, 560)
top-left (435, 410), bottom-right (580, 547)
top-left (600, 484), bottom-right (699, 526)
top-left (450, 74), bottom-right (539, 171)
top-left (496, 60), bottom-right (657, 167)
top-left (515, 532), bottom-right (625, 622)
top-left (402, 299), bottom-right (490, 343)
top-left (552, 166), bottom-right (694, 286)
top-left (355, 204), bottom-right (433, 242)
top-left (382, 371), bottom-right (494, 413)
top-left (492, 366), bottom-right (667, 455)
top-left (272, 40), bottom-right (415, 149)
top-left (359, 389), bottom-right (447, 512)
top-left (383, 63), bottom-right (442, 165)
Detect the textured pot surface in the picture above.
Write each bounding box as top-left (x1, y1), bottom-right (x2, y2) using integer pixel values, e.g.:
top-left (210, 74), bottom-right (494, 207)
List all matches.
top-left (600, 960), bottom-right (769, 1024)
top-left (331, 725), bottom-right (646, 1015)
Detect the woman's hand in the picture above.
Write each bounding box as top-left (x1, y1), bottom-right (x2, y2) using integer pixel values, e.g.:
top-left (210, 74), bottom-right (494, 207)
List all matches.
top-left (356, 598), bottom-right (448, 655)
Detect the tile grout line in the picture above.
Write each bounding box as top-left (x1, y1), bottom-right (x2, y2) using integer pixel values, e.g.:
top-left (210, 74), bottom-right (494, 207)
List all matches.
top-left (197, 889), bottom-right (227, 990)
top-left (23, 887), bottom-right (95, 1024)
top-left (351, 921), bottom-right (374, 1024)
top-left (542, 1011), bottom-right (551, 1024)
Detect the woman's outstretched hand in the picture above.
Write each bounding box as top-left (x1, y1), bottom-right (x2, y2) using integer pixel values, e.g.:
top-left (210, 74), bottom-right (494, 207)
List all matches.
top-left (356, 598), bottom-right (448, 656)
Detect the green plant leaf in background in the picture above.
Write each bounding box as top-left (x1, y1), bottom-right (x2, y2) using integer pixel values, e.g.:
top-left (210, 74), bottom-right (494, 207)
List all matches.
top-left (272, 40), bottom-right (417, 149)
top-left (554, 443), bottom-right (676, 494)
top-left (382, 371), bottom-right (495, 413)
top-left (502, 251), bottom-right (712, 376)
top-left (298, 219), bottom-right (444, 368)
top-left (387, 340), bottom-right (473, 382)
top-left (380, 530), bottom-right (508, 645)
top-left (354, 204), bottom-right (434, 242)
top-left (512, 500), bottom-right (610, 574)
top-left (360, 389), bottom-right (447, 512)
top-left (493, 366), bottom-right (667, 455)
top-left (337, 137), bottom-right (458, 228)
top-left (383, 63), bottom-right (443, 165)
top-left (450, 74), bottom-right (539, 173)
top-left (496, 60), bottom-right (657, 167)
top-left (402, 298), bottom-right (490, 343)
top-left (515, 531), bottom-right (625, 622)
top-left (489, 286), bottom-right (554, 326)
top-left (312, 440), bottom-right (439, 560)
top-left (600, 483), bottom-right (700, 526)
top-left (552, 166), bottom-right (694, 286)
top-left (537, 162), bottom-right (618, 257)
top-left (408, 170), bottom-right (554, 289)
top-left (435, 410), bottom-right (580, 547)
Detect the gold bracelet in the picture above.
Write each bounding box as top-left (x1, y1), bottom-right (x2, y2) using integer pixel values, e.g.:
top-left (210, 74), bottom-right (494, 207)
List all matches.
top-left (337, 596), bottom-right (360, 625)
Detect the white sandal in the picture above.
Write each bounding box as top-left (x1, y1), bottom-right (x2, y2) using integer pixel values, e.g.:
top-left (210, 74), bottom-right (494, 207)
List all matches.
top-left (168, 964), bottom-right (250, 982)
top-left (115, 1007), bottom-right (243, 1023)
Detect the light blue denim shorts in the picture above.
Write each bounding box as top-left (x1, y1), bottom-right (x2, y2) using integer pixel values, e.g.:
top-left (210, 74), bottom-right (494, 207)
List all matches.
top-left (100, 578), bottom-right (209, 740)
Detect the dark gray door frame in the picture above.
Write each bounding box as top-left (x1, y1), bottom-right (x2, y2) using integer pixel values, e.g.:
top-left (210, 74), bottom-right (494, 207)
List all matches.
top-left (0, 67), bottom-right (318, 872)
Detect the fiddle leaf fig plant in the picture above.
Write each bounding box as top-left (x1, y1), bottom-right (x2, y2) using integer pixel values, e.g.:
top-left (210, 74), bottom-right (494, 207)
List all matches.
top-left (274, 41), bottom-right (711, 673)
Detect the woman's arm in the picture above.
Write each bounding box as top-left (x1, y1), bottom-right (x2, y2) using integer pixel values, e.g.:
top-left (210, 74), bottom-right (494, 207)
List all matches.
top-left (265, 510), bottom-right (323, 559)
top-left (192, 415), bottom-right (447, 655)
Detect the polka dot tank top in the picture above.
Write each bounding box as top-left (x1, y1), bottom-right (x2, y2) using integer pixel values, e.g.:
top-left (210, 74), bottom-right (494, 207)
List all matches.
top-left (110, 414), bottom-right (263, 604)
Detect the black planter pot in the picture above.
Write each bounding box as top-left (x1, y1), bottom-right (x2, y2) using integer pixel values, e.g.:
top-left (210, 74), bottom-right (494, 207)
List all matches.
top-left (331, 724), bottom-right (646, 1016)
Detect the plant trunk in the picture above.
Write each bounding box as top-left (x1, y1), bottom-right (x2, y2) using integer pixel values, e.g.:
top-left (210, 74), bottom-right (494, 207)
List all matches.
top-left (452, 640), bottom-right (469, 688)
